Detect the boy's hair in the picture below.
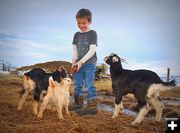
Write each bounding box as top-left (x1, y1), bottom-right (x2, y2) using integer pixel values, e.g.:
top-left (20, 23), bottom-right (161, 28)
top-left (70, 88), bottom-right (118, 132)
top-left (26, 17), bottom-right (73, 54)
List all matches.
top-left (76, 8), bottom-right (92, 22)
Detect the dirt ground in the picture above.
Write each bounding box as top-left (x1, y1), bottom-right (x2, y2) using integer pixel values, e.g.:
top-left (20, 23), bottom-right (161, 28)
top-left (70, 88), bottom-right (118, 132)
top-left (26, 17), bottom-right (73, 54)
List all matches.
top-left (0, 75), bottom-right (180, 133)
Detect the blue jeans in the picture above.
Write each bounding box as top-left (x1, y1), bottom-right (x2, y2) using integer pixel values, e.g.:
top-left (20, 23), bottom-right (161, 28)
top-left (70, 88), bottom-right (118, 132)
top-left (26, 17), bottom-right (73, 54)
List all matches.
top-left (74, 64), bottom-right (97, 100)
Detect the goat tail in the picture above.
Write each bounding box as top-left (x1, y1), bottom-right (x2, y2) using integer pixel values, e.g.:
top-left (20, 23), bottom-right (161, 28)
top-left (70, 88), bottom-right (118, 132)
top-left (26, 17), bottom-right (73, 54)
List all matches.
top-left (49, 76), bottom-right (55, 90)
top-left (162, 79), bottom-right (176, 87)
top-left (147, 80), bottom-right (176, 99)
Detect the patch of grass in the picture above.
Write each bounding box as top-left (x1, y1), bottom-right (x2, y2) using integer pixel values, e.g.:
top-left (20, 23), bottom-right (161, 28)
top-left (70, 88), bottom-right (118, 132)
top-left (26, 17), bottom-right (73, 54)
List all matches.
top-left (95, 80), bottom-right (112, 91)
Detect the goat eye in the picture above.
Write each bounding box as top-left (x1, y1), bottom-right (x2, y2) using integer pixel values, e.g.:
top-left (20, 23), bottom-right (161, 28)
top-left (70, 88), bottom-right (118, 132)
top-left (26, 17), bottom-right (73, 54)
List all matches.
top-left (112, 56), bottom-right (119, 62)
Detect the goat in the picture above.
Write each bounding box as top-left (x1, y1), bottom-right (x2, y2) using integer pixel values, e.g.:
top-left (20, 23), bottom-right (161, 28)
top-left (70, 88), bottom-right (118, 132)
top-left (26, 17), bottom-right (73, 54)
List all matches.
top-left (17, 66), bottom-right (68, 115)
top-left (104, 53), bottom-right (176, 125)
top-left (38, 77), bottom-right (71, 119)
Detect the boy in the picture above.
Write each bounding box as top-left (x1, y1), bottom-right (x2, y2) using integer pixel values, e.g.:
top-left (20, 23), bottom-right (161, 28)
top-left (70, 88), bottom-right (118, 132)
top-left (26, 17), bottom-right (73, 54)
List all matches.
top-left (71, 8), bottom-right (98, 114)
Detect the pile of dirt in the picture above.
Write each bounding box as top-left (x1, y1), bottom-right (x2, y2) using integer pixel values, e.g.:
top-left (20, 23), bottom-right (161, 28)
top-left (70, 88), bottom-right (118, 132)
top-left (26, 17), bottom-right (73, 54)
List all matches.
top-left (16, 61), bottom-right (72, 73)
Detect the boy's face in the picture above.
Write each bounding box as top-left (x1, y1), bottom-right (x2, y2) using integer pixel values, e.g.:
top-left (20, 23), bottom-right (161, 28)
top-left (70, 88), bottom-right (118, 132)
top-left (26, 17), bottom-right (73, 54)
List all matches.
top-left (76, 18), bottom-right (91, 32)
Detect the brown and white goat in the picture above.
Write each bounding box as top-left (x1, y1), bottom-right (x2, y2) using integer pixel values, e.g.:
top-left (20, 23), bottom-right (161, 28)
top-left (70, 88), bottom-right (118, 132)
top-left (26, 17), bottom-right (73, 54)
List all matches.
top-left (37, 77), bottom-right (71, 119)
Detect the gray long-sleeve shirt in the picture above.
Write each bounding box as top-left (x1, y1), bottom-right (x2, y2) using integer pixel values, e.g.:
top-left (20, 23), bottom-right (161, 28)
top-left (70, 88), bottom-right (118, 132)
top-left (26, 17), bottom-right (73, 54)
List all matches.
top-left (72, 30), bottom-right (98, 64)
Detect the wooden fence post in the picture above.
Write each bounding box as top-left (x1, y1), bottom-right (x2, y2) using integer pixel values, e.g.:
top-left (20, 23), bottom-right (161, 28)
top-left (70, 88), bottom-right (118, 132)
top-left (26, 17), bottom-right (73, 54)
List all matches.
top-left (3, 62), bottom-right (5, 71)
top-left (167, 68), bottom-right (170, 82)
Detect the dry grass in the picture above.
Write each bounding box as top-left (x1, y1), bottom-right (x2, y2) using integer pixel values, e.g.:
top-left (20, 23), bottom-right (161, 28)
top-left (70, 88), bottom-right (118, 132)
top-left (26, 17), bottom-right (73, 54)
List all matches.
top-left (160, 87), bottom-right (180, 99)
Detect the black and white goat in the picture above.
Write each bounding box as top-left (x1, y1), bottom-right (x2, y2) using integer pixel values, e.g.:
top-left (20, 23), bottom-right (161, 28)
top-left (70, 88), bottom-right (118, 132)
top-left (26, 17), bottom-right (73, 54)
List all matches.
top-left (104, 53), bottom-right (176, 125)
top-left (17, 66), bottom-right (68, 115)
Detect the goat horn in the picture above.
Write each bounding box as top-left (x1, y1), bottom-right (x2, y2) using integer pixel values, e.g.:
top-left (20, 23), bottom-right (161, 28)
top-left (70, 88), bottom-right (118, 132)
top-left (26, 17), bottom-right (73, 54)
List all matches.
top-left (121, 58), bottom-right (128, 64)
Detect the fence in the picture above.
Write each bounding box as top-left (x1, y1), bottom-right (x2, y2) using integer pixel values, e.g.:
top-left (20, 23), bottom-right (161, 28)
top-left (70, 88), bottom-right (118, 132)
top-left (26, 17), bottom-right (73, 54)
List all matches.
top-left (0, 60), bottom-right (16, 71)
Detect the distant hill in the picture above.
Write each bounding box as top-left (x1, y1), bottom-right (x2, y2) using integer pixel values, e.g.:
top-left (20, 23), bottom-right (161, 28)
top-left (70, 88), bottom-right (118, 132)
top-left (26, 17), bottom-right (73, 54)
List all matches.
top-left (16, 61), bottom-right (72, 73)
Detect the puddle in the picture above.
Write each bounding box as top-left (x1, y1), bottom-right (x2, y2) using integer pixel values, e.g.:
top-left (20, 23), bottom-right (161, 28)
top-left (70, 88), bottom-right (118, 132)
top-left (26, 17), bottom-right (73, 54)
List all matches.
top-left (69, 95), bottom-right (180, 116)
top-left (97, 103), bottom-right (138, 116)
top-left (97, 103), bottom-right (114, 113)
top-left (123, 108), bottom-right (138, 116)
top-left (162, 99), bottom-right (180, 106)
top-left (70, 96), bottom-right (138, 116)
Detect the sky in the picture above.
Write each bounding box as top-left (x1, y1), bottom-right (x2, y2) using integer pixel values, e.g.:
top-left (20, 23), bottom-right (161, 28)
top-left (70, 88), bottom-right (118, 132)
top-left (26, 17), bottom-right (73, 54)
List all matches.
top-left (0, 0), bottom-right (180, 75)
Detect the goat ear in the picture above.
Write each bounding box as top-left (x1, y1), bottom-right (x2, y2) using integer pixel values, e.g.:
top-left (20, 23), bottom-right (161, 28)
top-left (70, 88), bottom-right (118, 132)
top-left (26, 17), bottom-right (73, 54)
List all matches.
top-left (59, 65), bottom-right (64, 72)
top-left (60, 82), bottom-right (64, 86)
top-left (60, 79), bottom-right (64, 86)
top-left (121, 58), bottom-right (128, 64)
top-left (49, 76), bottom-right (55, 88)
top-left (25, 75), bottom-right (30, 80)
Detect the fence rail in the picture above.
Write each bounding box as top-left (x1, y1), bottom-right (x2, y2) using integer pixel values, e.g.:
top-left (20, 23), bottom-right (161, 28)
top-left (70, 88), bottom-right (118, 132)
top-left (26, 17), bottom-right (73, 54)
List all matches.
top-left (0, 60), bottom-right (16, 71)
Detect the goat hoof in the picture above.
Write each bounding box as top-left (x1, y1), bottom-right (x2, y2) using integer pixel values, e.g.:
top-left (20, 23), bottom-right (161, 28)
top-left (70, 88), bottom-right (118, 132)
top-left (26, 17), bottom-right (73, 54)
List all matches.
top-left (154, 119), bottom-right (161, 123)
top-left (112, 115), bottom-right (117, 119)
top-left (131, 121), bottom-right (140, 126)
top-left (17, 107), bottom-right (22, 111)
top-left (58, 116), bottom-right (64, 120)
top-left (33, 111), bottom-right (38, 116)
top-left (37, 114), bottom-right (42, 118)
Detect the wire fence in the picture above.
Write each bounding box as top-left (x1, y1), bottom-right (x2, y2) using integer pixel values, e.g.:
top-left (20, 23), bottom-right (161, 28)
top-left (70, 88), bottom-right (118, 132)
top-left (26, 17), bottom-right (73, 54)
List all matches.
top-left (0, 60), bottom-right (16, 71)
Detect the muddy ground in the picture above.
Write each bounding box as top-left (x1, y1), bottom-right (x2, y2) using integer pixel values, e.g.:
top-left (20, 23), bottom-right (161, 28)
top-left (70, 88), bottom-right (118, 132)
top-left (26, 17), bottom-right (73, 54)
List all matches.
top-left (0, 75), bottom-right (180, 133)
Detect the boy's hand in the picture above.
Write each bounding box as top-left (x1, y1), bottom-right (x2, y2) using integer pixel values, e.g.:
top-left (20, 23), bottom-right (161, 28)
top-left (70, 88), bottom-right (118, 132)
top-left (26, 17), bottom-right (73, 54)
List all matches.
top-left (72, 59), bottom-right (76, 65)
top-left (70, 65), bottom-right (78, 75)
top-left (74, 61), bottom-right (83, 72)
top-left (70, 61), bottom-right (83, 75)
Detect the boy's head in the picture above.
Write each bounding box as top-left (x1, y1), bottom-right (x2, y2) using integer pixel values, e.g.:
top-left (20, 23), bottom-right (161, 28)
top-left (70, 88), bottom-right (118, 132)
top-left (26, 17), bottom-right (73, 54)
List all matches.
top-left (76, 8), bottom-right (92, 32)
